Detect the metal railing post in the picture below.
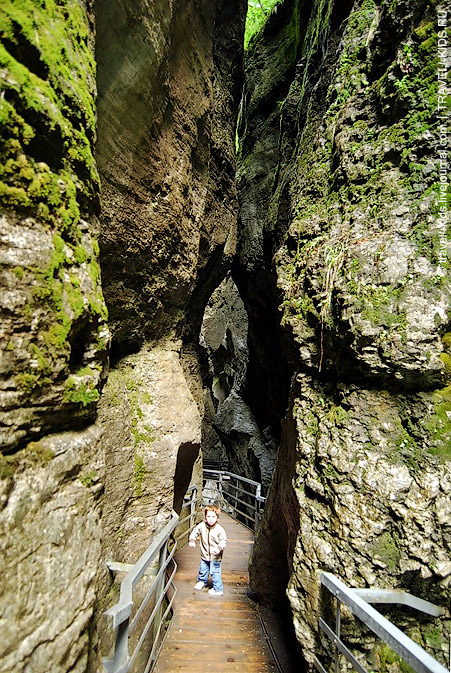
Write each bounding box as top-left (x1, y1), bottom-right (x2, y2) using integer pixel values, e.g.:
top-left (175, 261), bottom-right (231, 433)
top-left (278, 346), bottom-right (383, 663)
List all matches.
top-left (317, 572), bottom-right (448, 673)
top-left (103, 512), bottom-right (179, 673)
top-left (153, 540), bottom-right (168, 644)
top-left (335, 599), bottom-right (341, 673)
top-left (218, 471), bottom-right (223, 501)
top-left (190, 486), bottom-right (197, 531)
top-left (255, 484), bottom-right (261, 530)
top-left (104, 618), bottom-right (130, 673)
top-left (202, 469), bottom-right (266, 532)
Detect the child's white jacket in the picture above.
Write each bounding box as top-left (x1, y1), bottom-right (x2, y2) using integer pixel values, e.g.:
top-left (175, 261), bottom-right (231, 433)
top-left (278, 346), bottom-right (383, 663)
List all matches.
top-left (189, 521), bottom-right (227, 561)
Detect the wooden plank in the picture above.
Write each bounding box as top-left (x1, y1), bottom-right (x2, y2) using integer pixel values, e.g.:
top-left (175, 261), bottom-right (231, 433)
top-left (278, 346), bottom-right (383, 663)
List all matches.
top-left (154, 513), bottom-right (277, 673)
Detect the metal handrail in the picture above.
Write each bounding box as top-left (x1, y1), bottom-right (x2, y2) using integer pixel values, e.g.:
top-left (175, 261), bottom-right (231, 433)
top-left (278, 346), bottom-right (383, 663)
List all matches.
top-left (102, 469), bottom-right (266, 673)
top-left (316, 572), bottom-right (448, 673)
top-left (103, 487), bottom-right (198, 673)
top-left (203, 468), bottom-right (266, 530)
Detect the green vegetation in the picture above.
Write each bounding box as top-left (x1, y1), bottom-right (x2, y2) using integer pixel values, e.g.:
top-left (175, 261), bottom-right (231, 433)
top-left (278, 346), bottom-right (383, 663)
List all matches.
top-left (0, 0), bottom-right (99, 236)
top-left (106, 364), bottom-right (156, 497)
top-left (424, 386), bottom-right (451, 459)
top-left (0, 0), bottom-right (108, 412)
top-left (12, 231), bottom-right (107, 396)
top-left (134, 452), bottom-right (146, 497)
top-left (0, 440), bottom-right (54, 479)
top-left (244, 0), bottom-right (283, 49)
top-left (374, 643), bottom-right (415, 673)
top-left (329, 0), bottom-right (376, 109)
top-left (327, 405), bottom-right (348, 426)
top-left (395, 428), bottom-right (422, 472)
top-left (279, 2), bottom-right (446, 328)
top-left (370, 531), bottom-right (401, 572)
top-left (282, 295), bottom-right (316, 320)
top-left (63, 374), bottom-right (100, 407)
top-left (79, 470), bottom-right (97, 487)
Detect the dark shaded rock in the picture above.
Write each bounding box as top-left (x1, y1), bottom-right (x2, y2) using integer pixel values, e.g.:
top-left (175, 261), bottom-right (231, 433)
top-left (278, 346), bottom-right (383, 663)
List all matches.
top-left (95, 0), bottom-right (246, 356)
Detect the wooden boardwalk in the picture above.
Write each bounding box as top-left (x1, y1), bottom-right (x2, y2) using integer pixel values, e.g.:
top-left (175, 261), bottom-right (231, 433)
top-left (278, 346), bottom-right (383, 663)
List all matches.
top-left (154, 513), bottom-right (278, 673)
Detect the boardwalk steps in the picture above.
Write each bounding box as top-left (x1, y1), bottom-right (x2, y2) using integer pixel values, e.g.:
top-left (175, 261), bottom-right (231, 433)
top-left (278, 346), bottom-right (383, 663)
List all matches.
top-left (154, 513), bottom-right (279, 673)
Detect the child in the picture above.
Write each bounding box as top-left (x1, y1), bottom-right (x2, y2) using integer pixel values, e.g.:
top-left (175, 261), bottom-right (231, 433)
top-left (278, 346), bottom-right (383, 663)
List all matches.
top-left (188, 504), bottom-right (227, 596)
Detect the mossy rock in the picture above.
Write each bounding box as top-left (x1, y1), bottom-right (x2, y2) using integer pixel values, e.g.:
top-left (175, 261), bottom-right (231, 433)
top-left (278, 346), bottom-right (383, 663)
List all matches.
top-left (0, 0), bottom-right (99, 236)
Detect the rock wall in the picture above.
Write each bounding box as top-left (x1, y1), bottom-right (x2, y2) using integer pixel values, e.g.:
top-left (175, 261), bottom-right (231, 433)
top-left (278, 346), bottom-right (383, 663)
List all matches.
top-left (0, 0), bottom-right (109, 452)
top-left (0, 0), bottom-right (246, 671)
top-left (0, 2), bottom-right (109, 671)
top-left (95, 0), bottom-right (245, 354)
top-left (239, 0), bottom-right (451, 669)
top-left (200, 276), bottom-right (278, 490)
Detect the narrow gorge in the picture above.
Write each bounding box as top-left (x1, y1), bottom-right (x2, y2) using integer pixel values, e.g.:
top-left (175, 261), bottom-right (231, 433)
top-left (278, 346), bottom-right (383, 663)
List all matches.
top-left (0, 1), bottom-right (449, 672)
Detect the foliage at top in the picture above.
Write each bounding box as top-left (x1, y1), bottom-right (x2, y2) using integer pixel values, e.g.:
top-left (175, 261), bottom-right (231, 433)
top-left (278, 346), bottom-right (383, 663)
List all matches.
top-left (244, 0), bottom-right (283, 49)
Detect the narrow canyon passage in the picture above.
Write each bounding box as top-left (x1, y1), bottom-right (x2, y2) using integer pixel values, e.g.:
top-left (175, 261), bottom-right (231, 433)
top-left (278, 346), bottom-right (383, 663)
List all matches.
top-left (154, 513), bottom-right (287, 673)
top-left (0, 1), bottom-right (449, 673)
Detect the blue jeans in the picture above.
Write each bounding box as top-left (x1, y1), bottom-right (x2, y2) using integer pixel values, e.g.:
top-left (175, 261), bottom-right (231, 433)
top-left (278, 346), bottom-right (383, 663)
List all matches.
top-left (197, 559), bottom-right (223, 592)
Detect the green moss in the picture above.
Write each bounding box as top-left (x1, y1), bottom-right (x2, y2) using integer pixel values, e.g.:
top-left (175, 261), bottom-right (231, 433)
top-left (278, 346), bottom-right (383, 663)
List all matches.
top-left (440, 353), bottom-right (451, 382)
top-left (442, 332), bottom-right (451, 351)
top-left (63, 375), bottom-right (100, 407)
top-left (134, 452), bottom-right (146, 497)
top-left (0, 453), bottom-right (17, 480)
top-left (395, 428), bottom-right (422, 472)
top-left (26, 441), bottom-right (54, 463)
top-left (328, 405), bottom-right (349, 426)
top-left (282, 294), bottom-right (316, 319)
top-left (15, 371), bottom-right (41, 394)
top-left (0, 0), bottom-right (99, 235)
top-left (107, 364), bottom-right (155, 444)
top-left (79, 470), bottom-right (97, 487)
top-left (371, 531), bottom-right (401, 572)
top-left (424, 386), bottom-right (451, 459)
top-left (22, 229), bottom-right (107, 382)
top-left (328, 0), bottom-right (376, 113)
top-left (374, 643), bottom-right (411, 673)
top-left (422, 624), bottom-right (445, 651)
top-left (0, 440), bottom-right (53, 478)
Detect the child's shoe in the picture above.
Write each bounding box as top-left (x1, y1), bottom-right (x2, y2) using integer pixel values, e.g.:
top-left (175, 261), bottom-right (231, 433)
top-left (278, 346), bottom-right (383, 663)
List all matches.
top-left (194, 581), bottom-right (206, 590)
top-left (208, 588), bottom-right (223, 596)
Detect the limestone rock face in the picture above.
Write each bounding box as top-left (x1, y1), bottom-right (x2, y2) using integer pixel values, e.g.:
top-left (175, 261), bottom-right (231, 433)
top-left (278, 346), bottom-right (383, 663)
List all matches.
top-left (98, 341), bottom-right (202, 567)
top-left (0, 3), bottom-right (112, 669)
top-left (0, 1), bottom-right (109, 451)
top-left (240, 0), bottom-right (451, 669)
top-left (96, 0), bottom-right (246, 354)
top-left (0, 1), bottom-right (245, 672)
top-left (0, 212), bottom-right (109, 451)
top-left (0, 426), bottom-right (104, 673)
